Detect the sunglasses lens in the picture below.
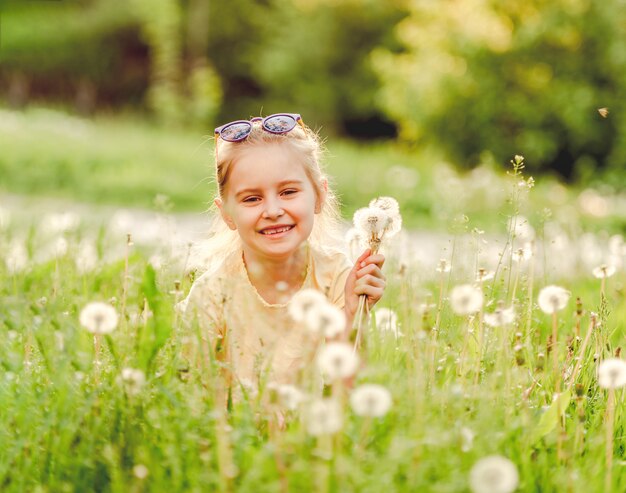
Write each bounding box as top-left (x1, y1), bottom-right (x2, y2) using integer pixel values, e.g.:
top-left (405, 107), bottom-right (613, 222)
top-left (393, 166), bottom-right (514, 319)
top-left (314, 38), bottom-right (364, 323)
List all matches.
top-left (264, 115), bottom-right (297, 134)
top-left (220, 122), bottom-right (252, 142)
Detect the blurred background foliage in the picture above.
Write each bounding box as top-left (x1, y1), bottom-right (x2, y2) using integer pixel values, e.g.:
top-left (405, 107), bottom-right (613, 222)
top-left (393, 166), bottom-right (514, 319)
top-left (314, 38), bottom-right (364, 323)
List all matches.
top-left (0, 0), bottom-right (624, 184)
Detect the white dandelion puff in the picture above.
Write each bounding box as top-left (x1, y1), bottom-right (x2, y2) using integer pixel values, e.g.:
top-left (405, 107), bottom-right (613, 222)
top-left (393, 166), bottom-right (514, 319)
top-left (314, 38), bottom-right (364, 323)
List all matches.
top-left (304, 303), bottom-right (346, 338)
top-left (53, 237), bottom-right (68, 257)
top-left (41, 212), bottom-right (80, 235)
top-left (469, 455), bottom-right (519, 493)
top-left (349, 384), bottom-right (392, 417)
top-left (512, 243), bottom-right (533, 262)
top-left (509, 215), bottom-right (535, 242)
top-left (133, 464), bottom-right (149, 479)
top-left (369, 196), bottom-right (402, 238)
top-left (450, 284), bottom-right (484, 315)
top-left (461, 427), bottom-right (475, 452)
top-left (316, 342), bottom-right (360, 381)
top-left (353, 206), bottom-right (391, 237)
top-left (79, 302), bottom-right (119, 334)
top-left (374, 308), bottom-right (402, 337)
top-left (119, 368), bottom-right (146, 396)
top-left (0, 206), bottom-right (10, 230)
top-left (538, 285), bottom-right (570, 314)
top-left (5, 240), bottom-right (28, 274)
top-left (288, 289), bottom-right (327, 322)
top-left (484, 305), bottom-right (516, 328)
top-left (268, 383), bottom-right (305, 411)
top-left (608, 235), bottom-right (625, 256)
top-left (75, 240), bottom-right (98, 274)
top-left (436, 259), bottom-right (451, 273)
top-left (476, 269), bottom-right (495, 283)
top-left (592, 264), bottom-right (617, 279)
top-left (598, 358), bottom-right (626, 389)
top-left (345, 227), bottom-right (367, 261)
top-left (304, 398), bottom-right (343, 436)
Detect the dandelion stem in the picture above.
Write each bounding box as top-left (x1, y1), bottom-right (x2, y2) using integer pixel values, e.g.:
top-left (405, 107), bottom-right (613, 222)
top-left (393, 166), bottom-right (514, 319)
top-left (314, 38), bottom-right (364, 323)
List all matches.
top-left (525, 246), bottom-right (535, 351)
top-left (601, 276), bottom-right (606, 300)
top-left (552, 312), bottom-right (559, 392)
top-left (510, 261), bottom-right (520, 305)
top-left (352, 295), bottom-right (367, 354)
top-left (567, 315), bottom-right (596, 391)
top-left (605, 387), bottom-right (615, 492)
top-left (120, 233), bottom-right (131, 325)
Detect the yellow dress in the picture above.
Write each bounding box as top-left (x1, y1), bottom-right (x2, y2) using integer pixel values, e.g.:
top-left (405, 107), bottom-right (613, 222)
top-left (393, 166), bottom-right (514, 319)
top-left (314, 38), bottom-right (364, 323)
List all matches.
top-left (179, 244), bottom-right (352, 389)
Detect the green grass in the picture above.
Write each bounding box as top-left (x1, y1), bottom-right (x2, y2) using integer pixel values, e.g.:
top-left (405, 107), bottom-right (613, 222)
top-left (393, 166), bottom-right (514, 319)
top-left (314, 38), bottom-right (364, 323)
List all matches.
top-left (1, 229), bottom-right (625, 492)
top-left (2, 106), bottom-right (625, 234)
top-left (1, 157), bottom-right (626, 491)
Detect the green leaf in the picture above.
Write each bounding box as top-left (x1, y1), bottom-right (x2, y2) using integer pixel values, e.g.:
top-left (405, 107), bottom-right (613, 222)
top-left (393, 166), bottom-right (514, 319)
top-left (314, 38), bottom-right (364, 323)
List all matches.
top-left (531, 389), bottom-right (572, 445)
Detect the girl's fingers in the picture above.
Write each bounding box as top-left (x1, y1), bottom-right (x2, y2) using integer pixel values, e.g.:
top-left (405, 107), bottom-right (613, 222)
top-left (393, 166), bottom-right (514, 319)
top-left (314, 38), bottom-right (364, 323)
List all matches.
top-left (358, 253), bottom-right (385, 269)
top-left (356, 263), bottom-right (385, 280)
top-left (354, 284), bottom-right (384, 300)
top-left (355, 249), bottom-right (372, 265)
top-left (356, 274), bottom-right (386, 288)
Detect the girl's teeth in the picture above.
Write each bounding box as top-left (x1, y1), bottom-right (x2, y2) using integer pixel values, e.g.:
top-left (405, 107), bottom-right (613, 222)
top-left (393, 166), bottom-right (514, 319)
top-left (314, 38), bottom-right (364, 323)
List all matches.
top-left (263, 226), bottom-right (291, 235)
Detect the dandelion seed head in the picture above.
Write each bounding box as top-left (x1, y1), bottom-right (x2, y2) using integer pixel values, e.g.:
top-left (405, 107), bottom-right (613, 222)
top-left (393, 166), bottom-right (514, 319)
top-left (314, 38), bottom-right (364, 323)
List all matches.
top-left (0, 206), bottom-right (10, 230)
top-left (598, 358), bottom-right (626, 389)
top-left (592, 264), bottom-right (617, 279)
top-left (269, 383), bottom-right (305, 411)
top-left (133, 464), bottom-right (149, 479)
top-left (316, 342), bottom-right (360, 381)
top-left (350, 384), bottom-right (392, 417)
top-left (353, 206), bottom-right (391, 237)
top-left (79, 302), bottom-right (119, 334)
top-left (609, 235), bottom-right (625, 256)
top-left (374, 308), bottom-right (401, 337)
top-left (512, 243), bottom-right (533, 262)
top-left (305, 398), bottom-right (343, 436)
top-left (509, 215), bottom-right (535, 242)
top-left (469, 455), bottom-right (519, 493)
top-left (460, 426), bottom-right (475, 452)
top-left (345, 227), bottom-right (367, 260)
top-left (304, 303), bottom-right (346, 338)
top-left (288, 289), bottom-right (327, 322)
top-left (119, 368), bottom-right (146, 395)
top-left (436, 258), bottom-right (451, 273)
top-left (484, 305), bottom-right (515, 328)
top-left (538, 285), bottom-right (570, 314)
top-left (5, 240), bottom-right (28, 274)
top-left (41, 212), bottom-right (80, 235)
top-left (76, 240), bottom-right (98, 274)
top-left (450, 284), bottom-right (484, 315)
top-left (54, 237), bottom-right (68, 257)
top-left (369, 197), bottom-right (402, 238)
top-left (476, 269), bottom-right (495, 282)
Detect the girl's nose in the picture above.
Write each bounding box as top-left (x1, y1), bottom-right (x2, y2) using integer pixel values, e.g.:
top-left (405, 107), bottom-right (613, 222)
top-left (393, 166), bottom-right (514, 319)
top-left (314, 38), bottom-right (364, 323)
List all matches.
top-left (262, 199), bottom-right (285, 219)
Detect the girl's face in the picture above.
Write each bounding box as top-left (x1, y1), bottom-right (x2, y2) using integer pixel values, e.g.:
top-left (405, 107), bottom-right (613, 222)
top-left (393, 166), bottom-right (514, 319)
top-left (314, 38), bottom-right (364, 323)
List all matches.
top-left (216, 142), bottom-right (325, 262)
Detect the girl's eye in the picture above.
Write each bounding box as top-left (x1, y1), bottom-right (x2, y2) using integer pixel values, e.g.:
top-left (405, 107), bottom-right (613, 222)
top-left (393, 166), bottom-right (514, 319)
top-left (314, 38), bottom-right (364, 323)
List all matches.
top-left (281, 189), bottom-right (298, 196)
top-left (243, 196), bottom-right (260, 203)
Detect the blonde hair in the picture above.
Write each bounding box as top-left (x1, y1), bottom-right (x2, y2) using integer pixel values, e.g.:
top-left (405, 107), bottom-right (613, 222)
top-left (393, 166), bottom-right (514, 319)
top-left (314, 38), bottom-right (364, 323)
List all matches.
top-left (193, 119), bottom-right (343, 273)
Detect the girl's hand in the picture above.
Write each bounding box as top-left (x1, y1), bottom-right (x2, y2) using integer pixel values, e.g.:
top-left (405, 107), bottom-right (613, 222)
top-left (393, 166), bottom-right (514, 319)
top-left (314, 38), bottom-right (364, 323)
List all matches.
top-left (344, 249), bottom-right (386, 322)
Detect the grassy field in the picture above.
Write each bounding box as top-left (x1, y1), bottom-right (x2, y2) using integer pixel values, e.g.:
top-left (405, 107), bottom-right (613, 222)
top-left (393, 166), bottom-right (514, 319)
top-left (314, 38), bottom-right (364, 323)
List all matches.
top-left (2, 106), bottom-right (625, 233)
top-left (1, 107), bottom-right (626, 492)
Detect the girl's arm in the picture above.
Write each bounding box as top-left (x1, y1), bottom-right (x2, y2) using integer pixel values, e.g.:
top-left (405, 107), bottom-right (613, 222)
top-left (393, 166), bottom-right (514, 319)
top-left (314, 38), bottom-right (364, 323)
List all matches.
top-left (343, 248), bottom-right (386, 331)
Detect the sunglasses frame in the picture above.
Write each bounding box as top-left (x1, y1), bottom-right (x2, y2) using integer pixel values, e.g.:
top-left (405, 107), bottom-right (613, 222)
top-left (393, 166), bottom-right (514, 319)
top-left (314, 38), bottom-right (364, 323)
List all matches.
top-left (214, 113), bottom-right (304, 142)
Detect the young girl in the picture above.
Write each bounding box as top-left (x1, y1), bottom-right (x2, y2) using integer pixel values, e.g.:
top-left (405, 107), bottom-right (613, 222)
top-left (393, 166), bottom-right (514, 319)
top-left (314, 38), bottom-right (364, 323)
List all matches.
top-left (181, 113), bottom-right (386, 393)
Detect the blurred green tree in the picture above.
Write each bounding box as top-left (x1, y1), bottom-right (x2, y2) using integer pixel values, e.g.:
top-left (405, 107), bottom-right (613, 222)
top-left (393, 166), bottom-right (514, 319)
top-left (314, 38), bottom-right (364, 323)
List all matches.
top-left (373, 0), bottom-right (626, 178)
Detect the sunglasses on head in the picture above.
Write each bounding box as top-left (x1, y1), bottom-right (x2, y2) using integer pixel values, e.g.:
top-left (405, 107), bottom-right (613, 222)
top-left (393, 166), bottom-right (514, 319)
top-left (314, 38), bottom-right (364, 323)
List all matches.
top-left (214, 113), bottom-right (304, 142)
